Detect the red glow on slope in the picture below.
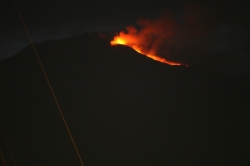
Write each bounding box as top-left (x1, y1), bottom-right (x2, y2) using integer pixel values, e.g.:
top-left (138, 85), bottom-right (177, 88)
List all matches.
top-left (110, 25), bottom-right (186, 67)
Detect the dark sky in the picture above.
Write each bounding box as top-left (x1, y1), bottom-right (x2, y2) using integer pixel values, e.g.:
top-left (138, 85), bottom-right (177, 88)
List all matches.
top-left (1, 0), bottom-right (250, 69)
top-left (0, 0), bottom-right (181, 60)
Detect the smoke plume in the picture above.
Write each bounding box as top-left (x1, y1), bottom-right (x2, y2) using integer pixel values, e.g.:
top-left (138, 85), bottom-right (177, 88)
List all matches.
top-left (112, 3), bottom-right (249, 71)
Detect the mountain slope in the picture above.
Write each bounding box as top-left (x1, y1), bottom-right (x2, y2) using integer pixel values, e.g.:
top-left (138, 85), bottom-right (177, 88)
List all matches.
top-left (1, 33), bottom-right (250, 166)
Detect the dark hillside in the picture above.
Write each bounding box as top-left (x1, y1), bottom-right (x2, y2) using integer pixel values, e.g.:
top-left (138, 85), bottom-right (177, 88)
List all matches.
top-left (1, 33), bottom-right (249, 166)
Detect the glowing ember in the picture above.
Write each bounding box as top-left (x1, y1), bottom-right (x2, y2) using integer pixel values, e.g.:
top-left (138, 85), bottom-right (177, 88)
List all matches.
top-left (111, 35), bottom-right (126, 45)
top-left (111, 34), bottom-right (184, 66)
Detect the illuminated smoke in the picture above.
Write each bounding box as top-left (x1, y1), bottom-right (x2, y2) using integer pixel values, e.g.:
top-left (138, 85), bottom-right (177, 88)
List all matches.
top-left (111, 4), bottom-right (249, 70)
top-left (111, 15), bottom-right (184, 66)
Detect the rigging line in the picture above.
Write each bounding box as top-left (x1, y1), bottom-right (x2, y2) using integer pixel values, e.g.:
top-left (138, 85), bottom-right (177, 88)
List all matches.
top-left (13, 1), bottom-right (84, 166)
top-left (0, 150), bottom-right (7, 166)
top-left (0, 127), bottom-right (17, 166)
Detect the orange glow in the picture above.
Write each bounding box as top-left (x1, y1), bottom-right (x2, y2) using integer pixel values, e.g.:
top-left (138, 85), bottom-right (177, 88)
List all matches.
top-left (111, 36), bottom-right (126, 45)
top-left (111, 33), bottom-right (185, 66)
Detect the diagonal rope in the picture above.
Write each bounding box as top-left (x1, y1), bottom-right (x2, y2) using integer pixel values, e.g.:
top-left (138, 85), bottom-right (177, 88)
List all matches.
top-left (13, 1), bottom-right (84, 165)
top-left (0, 150), bottom-right (7, 166)
top-left (0, 127), bottom-right (17, 166)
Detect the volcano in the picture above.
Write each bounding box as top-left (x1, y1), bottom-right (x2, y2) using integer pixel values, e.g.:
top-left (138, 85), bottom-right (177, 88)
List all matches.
top-left (1, 33), bottom-right (250, 166)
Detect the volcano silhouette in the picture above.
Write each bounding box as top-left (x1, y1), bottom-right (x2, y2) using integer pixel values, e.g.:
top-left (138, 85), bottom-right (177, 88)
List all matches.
top-left (1, 33), bottom-right (250, 166)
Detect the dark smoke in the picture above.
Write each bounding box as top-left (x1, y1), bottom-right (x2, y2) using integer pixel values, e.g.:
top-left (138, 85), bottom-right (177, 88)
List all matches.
top-left (120, 3), bottom-right (250, 71)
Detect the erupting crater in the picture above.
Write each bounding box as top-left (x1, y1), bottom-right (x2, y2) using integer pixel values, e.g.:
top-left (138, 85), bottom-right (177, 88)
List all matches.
top-left (111, 33), bottom-right (186, 67)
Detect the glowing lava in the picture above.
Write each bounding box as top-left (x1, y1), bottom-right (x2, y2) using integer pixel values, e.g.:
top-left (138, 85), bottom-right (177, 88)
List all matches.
top-left (111, 34), bottom-right (183, 66)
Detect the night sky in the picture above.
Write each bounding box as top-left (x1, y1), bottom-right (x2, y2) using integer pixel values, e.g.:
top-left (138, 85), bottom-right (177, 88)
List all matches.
top-left (1, 0), bottom-right (182, 60)
top-left (1, 0), bottom-right (249, 65)
top-left (1, 0), bottom-right (250, 165)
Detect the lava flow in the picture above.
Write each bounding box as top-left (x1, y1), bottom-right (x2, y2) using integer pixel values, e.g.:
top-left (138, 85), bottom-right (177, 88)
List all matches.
top-left (111, 33), bottom-right (183, 66)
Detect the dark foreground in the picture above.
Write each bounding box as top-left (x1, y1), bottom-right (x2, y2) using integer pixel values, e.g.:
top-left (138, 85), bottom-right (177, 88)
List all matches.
top-left (1, 33), bottom-right (250, 165)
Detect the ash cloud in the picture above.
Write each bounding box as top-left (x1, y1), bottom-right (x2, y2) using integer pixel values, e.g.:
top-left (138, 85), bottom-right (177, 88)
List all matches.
top-left (118, 3), bottom-right (250, 71)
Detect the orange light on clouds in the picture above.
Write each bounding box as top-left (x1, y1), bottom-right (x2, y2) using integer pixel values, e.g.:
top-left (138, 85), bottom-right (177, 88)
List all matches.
top-left (111, 34), bottom-right (184, 66)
